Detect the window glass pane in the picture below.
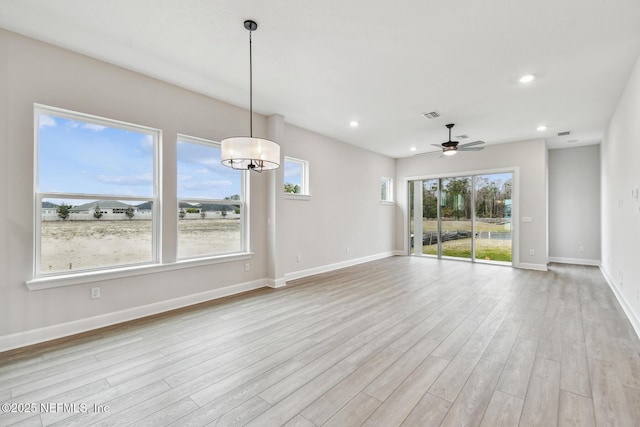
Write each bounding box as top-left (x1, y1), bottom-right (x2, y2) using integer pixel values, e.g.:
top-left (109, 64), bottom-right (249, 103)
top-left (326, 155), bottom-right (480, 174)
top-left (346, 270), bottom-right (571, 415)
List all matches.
top-left (381, 177), bottom-right (392, 201)
top-left (284, 158), bottom-right (303, 193)
top-left (38, 114), bottom-right (154, 197)
top-left (40, 198), bottom-right (153, 273)
top-left (474, 173), bottom-right (513, 262)
top-left (177, 140), bottom-right (241, 199)
top-left (178, 204), bottom-right (242, 258)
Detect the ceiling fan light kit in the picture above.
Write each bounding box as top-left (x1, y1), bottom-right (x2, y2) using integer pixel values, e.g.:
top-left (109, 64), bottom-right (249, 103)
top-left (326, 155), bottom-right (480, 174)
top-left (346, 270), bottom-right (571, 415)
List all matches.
top-left (431, 123), bottom-right (485, 156)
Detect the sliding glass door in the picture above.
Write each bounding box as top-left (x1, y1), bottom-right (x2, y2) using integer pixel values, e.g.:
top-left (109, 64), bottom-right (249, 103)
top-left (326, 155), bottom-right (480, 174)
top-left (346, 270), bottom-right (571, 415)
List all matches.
top-left (409, 172), bottom-right (513, 264)
top-left (440, 176), bottom-right (472, 260)
top-left (474, 174), bottom-right (512, 262)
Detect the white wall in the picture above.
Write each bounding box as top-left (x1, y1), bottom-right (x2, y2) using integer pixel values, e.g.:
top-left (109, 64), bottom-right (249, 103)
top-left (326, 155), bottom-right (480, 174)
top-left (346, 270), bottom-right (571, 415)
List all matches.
top-left (0, 29), bottom-right (396, 350)
top-left (601, 55), bottom-right (640, 334)
top-left (279, 125), bottom-right (396, 279)
top-left (548, 145), bottom-right (601, 264)
top-left (395, 139), bottom-right (549, 270)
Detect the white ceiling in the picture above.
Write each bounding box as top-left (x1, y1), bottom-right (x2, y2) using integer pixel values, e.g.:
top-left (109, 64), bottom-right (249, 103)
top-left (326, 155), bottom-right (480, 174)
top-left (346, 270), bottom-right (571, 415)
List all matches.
top-left (2, 0), bottom-right (640, 158)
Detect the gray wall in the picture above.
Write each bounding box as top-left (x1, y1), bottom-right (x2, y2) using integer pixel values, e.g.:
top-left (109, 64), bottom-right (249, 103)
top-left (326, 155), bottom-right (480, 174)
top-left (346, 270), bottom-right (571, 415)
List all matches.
top-left (548, 146), bottom-right (601, 264)
top-left (395, 139), bottom-right (549, 270)
top-left (0, 29), bottom-right (395, 349)
top-left (601, 55), bottom-right (640, 334)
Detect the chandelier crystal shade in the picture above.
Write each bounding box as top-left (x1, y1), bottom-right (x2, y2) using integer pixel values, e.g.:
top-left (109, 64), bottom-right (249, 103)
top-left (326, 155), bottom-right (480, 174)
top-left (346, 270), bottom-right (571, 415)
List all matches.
top-left (221, 20), bottom-right (280, 172)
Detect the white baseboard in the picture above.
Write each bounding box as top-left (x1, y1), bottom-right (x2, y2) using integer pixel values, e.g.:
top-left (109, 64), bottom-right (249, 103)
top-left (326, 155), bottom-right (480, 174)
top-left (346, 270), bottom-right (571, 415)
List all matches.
top-left (266, 277), bottom-right (287, 288)
top-left (549, 257), bottom-right (600, 266)
top-left (600, 266), bottom-right (640, 340)
top-left (515, 262), bottom-right (548, 271)
top-left (285, 251), bottom-right (396, 283)
top-left (0, 279), bottom-right (267, 353)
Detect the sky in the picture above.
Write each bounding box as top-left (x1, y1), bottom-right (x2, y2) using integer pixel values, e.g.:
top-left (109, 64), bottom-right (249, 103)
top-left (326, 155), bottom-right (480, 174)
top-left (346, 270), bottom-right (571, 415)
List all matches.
top-left (38, 113), bottom-right (241, 204)
top-left (284, 159), bottom-right (302, 187)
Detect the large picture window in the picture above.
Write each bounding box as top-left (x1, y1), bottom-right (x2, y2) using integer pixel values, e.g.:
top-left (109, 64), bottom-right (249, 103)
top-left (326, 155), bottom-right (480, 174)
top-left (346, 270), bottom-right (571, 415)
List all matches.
top-left (177, 135), bottom-right (247, 259)
top-left (35, 105), bottom-right (160, 276)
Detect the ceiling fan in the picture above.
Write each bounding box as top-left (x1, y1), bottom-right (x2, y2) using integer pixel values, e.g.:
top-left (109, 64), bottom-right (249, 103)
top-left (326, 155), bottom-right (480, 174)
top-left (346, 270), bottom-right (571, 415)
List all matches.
top-left (432, 123), bottom-right (485, 156)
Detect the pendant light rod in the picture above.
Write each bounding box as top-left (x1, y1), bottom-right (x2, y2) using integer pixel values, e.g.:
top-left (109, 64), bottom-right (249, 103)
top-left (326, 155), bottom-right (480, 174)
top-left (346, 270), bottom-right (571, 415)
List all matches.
top-left (245, 20), bottom-right (257, 138)
top-left (220, 19), bottom-right (280, 172)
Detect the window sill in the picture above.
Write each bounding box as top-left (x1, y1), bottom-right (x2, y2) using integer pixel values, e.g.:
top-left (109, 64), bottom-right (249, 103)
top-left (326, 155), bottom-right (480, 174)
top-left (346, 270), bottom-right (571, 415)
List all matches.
top-left (284, 194), bottom-right (311, 201)
top-left (26, 252), bottom-right (254, 290)
top-left (381, 200), bottom-right (395, 206)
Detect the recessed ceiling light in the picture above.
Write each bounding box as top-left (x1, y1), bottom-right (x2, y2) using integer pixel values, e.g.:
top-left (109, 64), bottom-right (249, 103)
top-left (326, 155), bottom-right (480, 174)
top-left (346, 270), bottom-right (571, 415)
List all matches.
top-left (410, 147), bottom-right (417, 152)
top-left (537, 125), bottom-right (547, 131)
top-left (349, 121), bottom-right (359, 127)
top-left (519, 74), bottom-right (535, 83)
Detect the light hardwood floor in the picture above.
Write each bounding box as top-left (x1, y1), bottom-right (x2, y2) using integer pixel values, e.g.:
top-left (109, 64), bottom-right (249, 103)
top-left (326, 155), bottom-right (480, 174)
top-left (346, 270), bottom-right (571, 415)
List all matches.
top-left (1, 257), bottom-right (640, 426)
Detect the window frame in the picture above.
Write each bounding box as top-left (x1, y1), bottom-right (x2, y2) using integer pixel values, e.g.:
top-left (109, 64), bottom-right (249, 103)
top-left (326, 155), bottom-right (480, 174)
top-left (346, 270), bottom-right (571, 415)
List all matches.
top-left (283, 156), bottom-right (310, 197)
top-left (381, 176), bottom-right (394, 203)
top-left (176, 134), bottom-right (250, 260)
top-left (33, 104), bottom-right (162, 278)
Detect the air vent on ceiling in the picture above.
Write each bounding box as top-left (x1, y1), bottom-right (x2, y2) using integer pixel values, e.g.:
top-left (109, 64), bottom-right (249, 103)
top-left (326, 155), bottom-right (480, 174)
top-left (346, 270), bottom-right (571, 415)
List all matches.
top-left (422, 111), bottom-right (441, 119)
top-left (456, 134), bottom-right (469, 139)
top-left (558, 131), bottom-right (571, 136)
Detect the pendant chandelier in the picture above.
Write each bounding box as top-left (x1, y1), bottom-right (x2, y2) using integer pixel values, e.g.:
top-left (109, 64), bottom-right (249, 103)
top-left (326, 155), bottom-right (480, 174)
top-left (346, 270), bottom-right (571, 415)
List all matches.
top-left (221, 20), bottom-right (280, 172)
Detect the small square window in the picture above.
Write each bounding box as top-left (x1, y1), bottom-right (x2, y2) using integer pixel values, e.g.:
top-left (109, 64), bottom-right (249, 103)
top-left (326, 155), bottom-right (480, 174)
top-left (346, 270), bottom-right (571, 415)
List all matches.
top-left (284, 157), bottom-right (309, 195)
top-left (381, 177), bottom-right (393, 202)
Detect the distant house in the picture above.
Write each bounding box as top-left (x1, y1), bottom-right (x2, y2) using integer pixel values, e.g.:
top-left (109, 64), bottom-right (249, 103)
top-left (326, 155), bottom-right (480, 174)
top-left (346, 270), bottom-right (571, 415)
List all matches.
top-left (42, 200), bottom-right (150, 221)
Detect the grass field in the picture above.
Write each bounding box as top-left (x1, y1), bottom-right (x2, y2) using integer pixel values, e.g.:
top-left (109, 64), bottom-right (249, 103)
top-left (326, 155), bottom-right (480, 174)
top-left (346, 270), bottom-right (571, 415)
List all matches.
top-left (41, 219), bottom-right (241, 273)
top-left (411, 219), bottom-right (512, 262)
top-left (421, 238), bottom-right (512, 262)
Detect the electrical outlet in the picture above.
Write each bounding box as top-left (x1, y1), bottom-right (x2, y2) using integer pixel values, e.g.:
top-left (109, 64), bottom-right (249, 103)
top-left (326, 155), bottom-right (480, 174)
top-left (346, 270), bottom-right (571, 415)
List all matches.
top-left (297, 254), bottom-right (302, 263)
top-left (244, 263), bottom-right (250, 272)
top-left (579, 246), bottom-right (584, 252)
top-left (91, 287), bottom-right (100, 299)
top-left (529, 249), bottom-right (535, 256)
top-left (620, 271), bottom-right (623, 287)
top-left (346, 247), bottom-right (350, 254)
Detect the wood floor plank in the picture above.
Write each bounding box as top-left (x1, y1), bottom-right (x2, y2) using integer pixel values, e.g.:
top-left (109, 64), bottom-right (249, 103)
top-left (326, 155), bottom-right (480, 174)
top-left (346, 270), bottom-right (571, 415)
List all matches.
top-left (537, 316), bottom-right (564, 362)
top-left (496, 337), bottom-right (537, 398)
top-left (560, 341), bottom-right (591, 397)
top-left (363, 336), bottom-right (439, 402)
top-left (589, 357), bottom-right (635, 427)
top-left (362, 355), bottom-right (448, 427)
top-left (431, 318), bottom-right (480, 361)
top-left (400, 392), bottom-right (451, 427)
top-left (622, 385), bottom-right (640, 423)
top-left (558, 390), bottom-right (595, 427)
top-left (209, 396), bottom-right (271, 427)
top-left (134, 397), bottom-right (200, 427)
top-left (170, 360), bottom-right (305, 426)
top-left (519, 357), bottom-right (561, 427)
top-left (246, 360), bottom-right (357, 427)
top-left (479, 390), bottom-right (523, 427)
top-left (439, 358), bottom-right (504, 427)
top-left (428, 305), bottom-right (508, 402)
top-left (323, 392), bottom-right (381, 427)
top-left (282, 414), bottom-right (316, 427)
top-left (301, 347), bottom-right (402, 425)
top-left (613, 337), bottom-right (640, 389)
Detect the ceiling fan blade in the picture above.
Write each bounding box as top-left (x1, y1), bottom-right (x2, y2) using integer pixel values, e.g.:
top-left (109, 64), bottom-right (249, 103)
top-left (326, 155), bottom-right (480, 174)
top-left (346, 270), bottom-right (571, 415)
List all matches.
top-left (431, 143), bottom-right (444, 148)
top-left (458, 146), bottom-right (484, 151)
top-left (459, 140), bottom-right (485, 148)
